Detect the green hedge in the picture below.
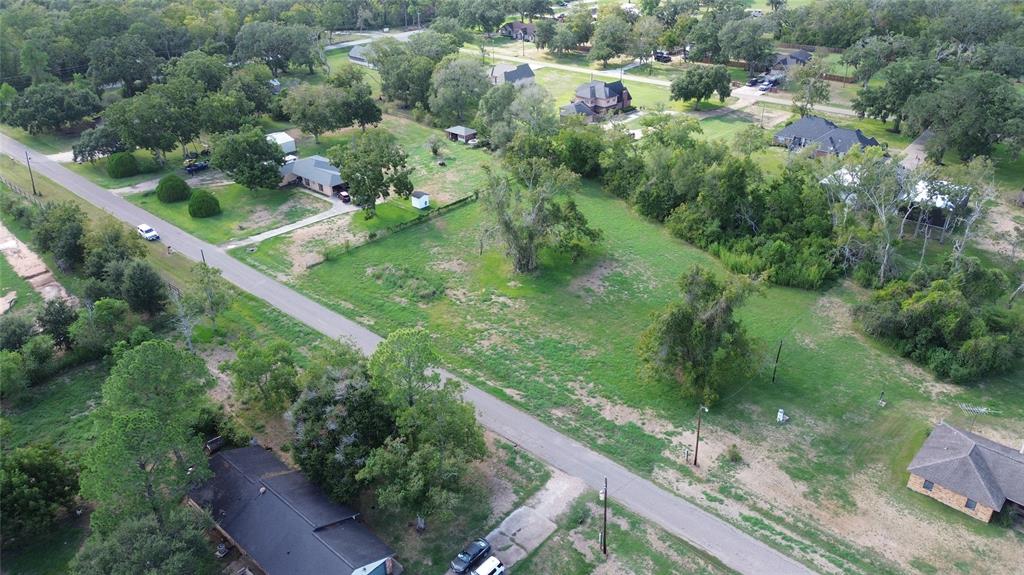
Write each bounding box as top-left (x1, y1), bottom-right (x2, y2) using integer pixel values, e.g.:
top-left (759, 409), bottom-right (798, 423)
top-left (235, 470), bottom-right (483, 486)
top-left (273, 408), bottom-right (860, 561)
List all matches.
top-left (155, 175), bottom-right (191, 203)
top-left (105, 152), bottom-right (139, 179)
top-left (187, 189), bottom-right (221, 218)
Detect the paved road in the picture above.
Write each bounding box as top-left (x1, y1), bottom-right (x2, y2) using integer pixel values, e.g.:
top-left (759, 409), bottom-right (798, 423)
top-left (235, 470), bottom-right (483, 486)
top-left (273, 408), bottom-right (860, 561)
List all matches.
top-left (1, 134), bottom-right (815, 575)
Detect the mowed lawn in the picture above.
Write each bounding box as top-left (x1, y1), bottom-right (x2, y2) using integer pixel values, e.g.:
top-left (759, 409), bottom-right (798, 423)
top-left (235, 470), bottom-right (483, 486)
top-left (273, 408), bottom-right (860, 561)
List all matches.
top-left (296, 115), bottom-right (495, 201)
top-left (532, 67), bottom-right (734, 113)
top-left (0, 124), bottom-right (79, 154)
top-left (127, 184), bottom-right (328, 245)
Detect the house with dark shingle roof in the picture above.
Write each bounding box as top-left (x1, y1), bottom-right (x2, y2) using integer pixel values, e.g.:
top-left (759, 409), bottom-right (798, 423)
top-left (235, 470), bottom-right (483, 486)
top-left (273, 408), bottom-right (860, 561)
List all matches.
top-left (907, 422), bottom-right (1024, 522)
top-left (570, 80), bottom-right (632, 115)
top-left (773, 115), bottom-right (880, 157)
top-left (560, 101), bottom-right (597, 122)
top-left (189, 446), bottom-right (395, 575)
top-left (488, 63), bottom-right (535, 87)
top-left (499, 21), bottom-right (537, 41)
top-left (773, 49), bottom-right (813, 69)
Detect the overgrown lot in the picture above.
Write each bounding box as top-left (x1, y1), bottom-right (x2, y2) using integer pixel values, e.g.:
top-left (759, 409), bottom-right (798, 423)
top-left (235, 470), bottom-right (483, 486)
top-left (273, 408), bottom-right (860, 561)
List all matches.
top-left (233, 179), bottom-right (1024, 574)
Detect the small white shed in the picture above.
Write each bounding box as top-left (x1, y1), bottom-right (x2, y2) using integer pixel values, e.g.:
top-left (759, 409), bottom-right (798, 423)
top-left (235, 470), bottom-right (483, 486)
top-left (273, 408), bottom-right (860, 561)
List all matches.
top-left (411, 191), bottom-right (430, 210)
top-left (266, 132), bottom-right (296, 154)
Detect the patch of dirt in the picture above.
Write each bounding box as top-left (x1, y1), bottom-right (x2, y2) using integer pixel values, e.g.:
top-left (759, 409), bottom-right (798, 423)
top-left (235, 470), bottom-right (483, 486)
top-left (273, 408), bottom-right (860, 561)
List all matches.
top-left (283, 212), bottom-right (364, 276)
top-left (975, 198), bottom-right (1023, 260)
top-left (568, 259), bottom-right (619, 301)
top-left (434, 258), bottom-right (469, 274)
top-left (0, 291), bottom-right (16, 314)
top-left (813, 295), bottom-right (859, 339)
top-left (0, 222), bottom-right (72, 304)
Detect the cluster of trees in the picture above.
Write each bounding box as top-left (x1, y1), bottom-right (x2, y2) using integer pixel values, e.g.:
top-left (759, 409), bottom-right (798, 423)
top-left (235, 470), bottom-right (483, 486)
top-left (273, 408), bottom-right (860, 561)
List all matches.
top-left (856, 256), bottom-right (1023, 381)
top-left (290, 328), bottom-right (486, 528)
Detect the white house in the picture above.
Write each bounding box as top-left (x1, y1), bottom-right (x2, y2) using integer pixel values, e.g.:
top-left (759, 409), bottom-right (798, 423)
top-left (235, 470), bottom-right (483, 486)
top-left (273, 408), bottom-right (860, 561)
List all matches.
top-left (411, 191), bottom-right (430, 210)
top-left (266, 132), bottom-right (296, 154)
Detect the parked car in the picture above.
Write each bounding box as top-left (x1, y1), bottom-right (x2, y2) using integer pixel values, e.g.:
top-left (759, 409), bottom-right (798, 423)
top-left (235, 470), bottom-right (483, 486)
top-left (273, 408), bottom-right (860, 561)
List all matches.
top-left (339, 191), bottom-right (351, 203)
top-left (467, 138), bottom-right (480, 148)
top-left (471, 556), bottom-right (506, 575)
top-left (747, 76), bottom-right (763, 86)
top-left (450, 538), bottom-right (491, 574)
top-left (136, 224), bottom-right (159, 241)
top-left (185, 160), bottom-right (209, 175)
top-left (653, 51), bottom-right (672, 63)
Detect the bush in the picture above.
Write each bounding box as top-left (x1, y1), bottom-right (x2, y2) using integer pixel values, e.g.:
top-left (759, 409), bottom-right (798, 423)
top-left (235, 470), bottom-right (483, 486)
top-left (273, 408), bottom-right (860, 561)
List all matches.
top-left (0, 315), bottom-right (33, 351)
top-left (155, 175), bottom-right (192, 203)
top-left (188, 189), bottom-right (221, 218)
top-left (21, 334), bottom-right (55, 384)
top-left (105, 152), bottom-right (139, 179)
top-left (725, 443), bottom-right (743, 464)
top-left (0, 351), bottom-right (28, 402)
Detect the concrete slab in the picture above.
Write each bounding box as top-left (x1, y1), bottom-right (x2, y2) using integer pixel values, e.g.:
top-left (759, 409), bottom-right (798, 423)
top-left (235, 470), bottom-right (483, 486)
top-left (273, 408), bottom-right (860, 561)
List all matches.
top-left (498, 507), bottom-right (557, 550)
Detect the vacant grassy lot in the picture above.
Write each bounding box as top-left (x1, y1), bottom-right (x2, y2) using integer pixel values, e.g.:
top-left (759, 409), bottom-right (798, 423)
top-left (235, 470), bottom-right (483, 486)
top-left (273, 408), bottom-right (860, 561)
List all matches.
top-left (127, 184), bottom-right (327, 245)
top-left (234, 175), bottom-right (1024, 573)
top-left (351, 198), bottom-right (425, 234)
top-left (2, 513), bottom-right (89, 575)
top-left (532, 66), bottom-right (734, 113)
top-left (4, 364), bottom-right (107, 452)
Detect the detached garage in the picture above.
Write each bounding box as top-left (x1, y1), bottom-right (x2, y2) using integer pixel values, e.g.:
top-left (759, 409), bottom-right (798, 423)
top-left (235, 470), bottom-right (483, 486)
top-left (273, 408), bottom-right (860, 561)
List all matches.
top-left (266, 132), bottom-right (296, 154)
top-left (411, 191), bottom-right (430, 210)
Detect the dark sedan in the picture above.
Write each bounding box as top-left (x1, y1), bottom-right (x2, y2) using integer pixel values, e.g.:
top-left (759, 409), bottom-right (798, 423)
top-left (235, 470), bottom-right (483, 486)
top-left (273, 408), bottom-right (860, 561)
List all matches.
top-left (450, 538), bottom-right (491, 574)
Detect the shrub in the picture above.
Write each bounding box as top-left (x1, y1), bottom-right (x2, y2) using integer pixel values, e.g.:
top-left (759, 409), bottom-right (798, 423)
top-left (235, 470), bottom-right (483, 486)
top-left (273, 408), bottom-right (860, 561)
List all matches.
top-left (0, 315), bottom-right (33, 351)
top-left (21, 334), bottom-right (55, 384)
top-left (0, 351), bottom-right (28, 402)
top-left (155, 175), bottom-right (192, 203)
top-left (105, 152), bottom-right (139, 179)
top-left (725, 444), bottom-right (743, 464)
top-left (188, 189), bottom-right (221, 218)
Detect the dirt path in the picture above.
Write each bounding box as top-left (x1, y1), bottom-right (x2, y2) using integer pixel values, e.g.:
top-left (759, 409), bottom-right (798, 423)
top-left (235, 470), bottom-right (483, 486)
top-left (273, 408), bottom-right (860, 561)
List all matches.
top-left (0, 221), bottom-right (72, 306)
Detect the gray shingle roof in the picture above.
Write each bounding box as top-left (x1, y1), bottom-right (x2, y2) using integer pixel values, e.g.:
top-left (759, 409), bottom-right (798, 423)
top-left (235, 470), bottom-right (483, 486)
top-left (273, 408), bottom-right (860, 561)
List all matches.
top-left (280, 155), bottom-right (342, 188)
top-left (908, 422), bottom-right (1024, 510)
top-left (560, 101), bottom-right (595, 116)
top-left (446, 125), bottom-right (476, 137)
top-left (775, 115), bottom-right (880, 155)
top-left (575, 80), bottom-right (627, 100)
top-left (411, 191), bottom-right (428, 198)
top-left (189, 446), bottom-right (393, 575)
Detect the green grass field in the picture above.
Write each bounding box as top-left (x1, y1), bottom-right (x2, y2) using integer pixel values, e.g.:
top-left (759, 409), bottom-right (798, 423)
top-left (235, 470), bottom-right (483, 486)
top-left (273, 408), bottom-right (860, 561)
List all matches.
top-left (1, 514), bottom-right (89, 575)
top-left (127, 184), bottom-right (327, 245)
top-left (532, 66), bottom-right (734, 113)
top-left (351, 198), bottom-right (425, 234)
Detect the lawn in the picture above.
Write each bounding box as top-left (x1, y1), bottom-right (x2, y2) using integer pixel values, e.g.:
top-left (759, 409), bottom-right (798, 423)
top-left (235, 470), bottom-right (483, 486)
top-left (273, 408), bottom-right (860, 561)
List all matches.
top-left (296, 115), bottom-right (494, 202)
top-left (4, 363), bottom-right (107, 453)
top-left (64, 148), bottom-right (189, 189)
top-left (1, 513), bottom-right (89, 575)
top-left (127, 184), bottom-right (328, 245)
top-left (0, 124), bottom-right (79, 155)
top-left (233, 176), bottom-right (1024, 573)
top-left (351, 198), bottom-right (425, 234)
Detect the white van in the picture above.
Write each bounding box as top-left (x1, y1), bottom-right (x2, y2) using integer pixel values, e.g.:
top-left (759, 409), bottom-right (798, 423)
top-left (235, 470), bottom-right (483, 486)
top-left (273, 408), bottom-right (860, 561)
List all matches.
top-left (471, 556), bottom-right (505, 575)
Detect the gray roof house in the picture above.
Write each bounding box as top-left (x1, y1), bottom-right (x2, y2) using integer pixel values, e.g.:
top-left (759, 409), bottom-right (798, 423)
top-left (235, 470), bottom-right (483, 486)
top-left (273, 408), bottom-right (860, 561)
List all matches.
top-left (489, 63), bottom-right (535, 87)
top-left (571, 80), bottom-right (632, 115)
top-left (773, 115), bottom-right (880, 156)
top-left (280, 155), bottom-right (344, 195)
top-left (445, 125), bottom-right (477, 143)
top-left (774, 49), bottom-right (813, 68)
top-left (906, 422), bottom-right (1024, 522)
top-left (560, 101), bottom-right (597, 121)
top-left (189, 446), bottom-right (394, 575)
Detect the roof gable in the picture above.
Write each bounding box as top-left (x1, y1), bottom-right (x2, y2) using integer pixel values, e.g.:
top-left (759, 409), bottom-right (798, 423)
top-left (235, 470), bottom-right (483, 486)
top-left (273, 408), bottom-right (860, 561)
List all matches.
top-left (908, 422), bottom-right (1024, 509)
top-left (283, 155), bottom-right (342, 187)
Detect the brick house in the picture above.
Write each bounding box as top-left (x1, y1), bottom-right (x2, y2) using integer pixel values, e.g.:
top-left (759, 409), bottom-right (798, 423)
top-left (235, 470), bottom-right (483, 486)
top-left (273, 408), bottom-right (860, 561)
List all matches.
top-left (773, 115), bottom-right (880, 157)
top-left (906, 422), bottom-right (1024, 522)
top-left (571, 80), bottom-right (632, 115)
top-left (499, 21), bottom-right (536, 41)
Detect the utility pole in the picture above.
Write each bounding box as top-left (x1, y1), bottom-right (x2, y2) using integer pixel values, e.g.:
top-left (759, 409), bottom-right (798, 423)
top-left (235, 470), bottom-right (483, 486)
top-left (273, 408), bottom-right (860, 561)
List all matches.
top-left (24, 151), bottom-right (38, 196)
top-left (770, 339), bottom-right (783, 385)
top-left (693, 405), bottom-right (708, 466)
top-left (601, 477), bottom-right (608, 555)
